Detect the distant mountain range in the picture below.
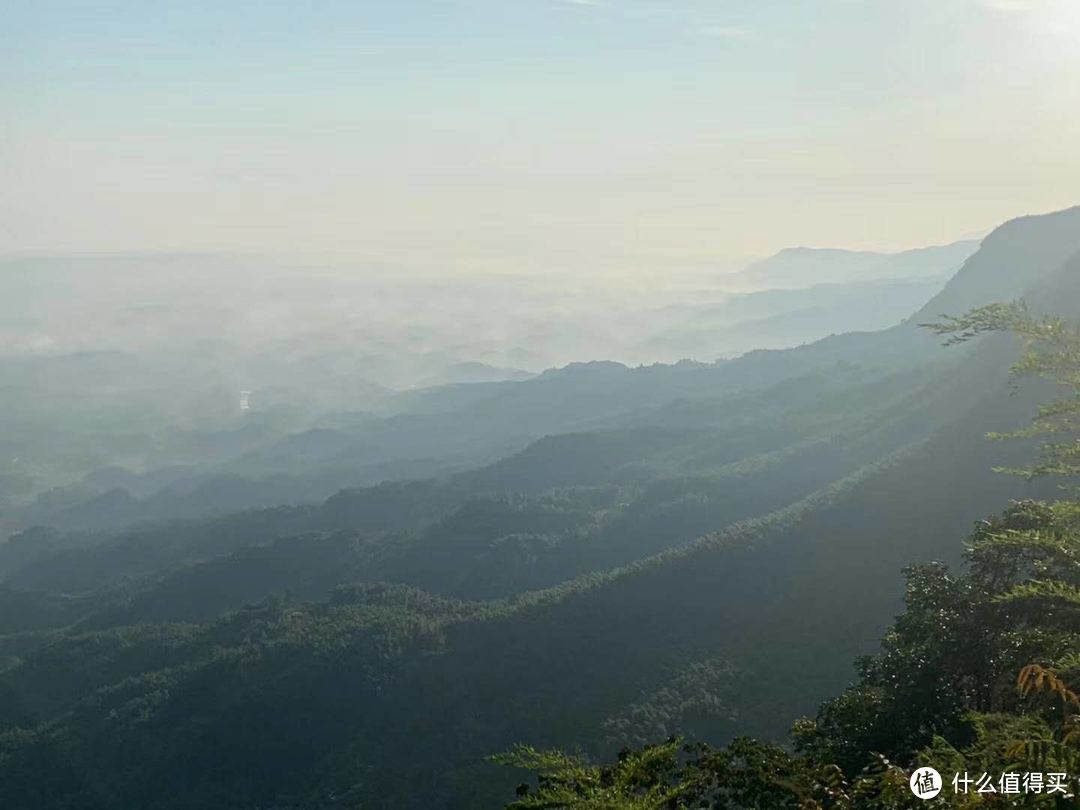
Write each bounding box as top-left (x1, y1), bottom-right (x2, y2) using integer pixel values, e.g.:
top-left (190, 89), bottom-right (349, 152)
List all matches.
top-left (737, 239), bottom-right (980, 289)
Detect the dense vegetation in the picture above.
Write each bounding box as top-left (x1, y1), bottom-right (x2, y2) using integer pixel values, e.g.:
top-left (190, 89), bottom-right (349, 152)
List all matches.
top-left (0, 209), bottom-right (1079, 808)
top-left (502, 302), bottom-right (1080, 807)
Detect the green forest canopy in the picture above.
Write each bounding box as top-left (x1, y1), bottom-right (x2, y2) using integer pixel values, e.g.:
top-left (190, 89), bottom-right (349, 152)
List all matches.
top-left (500, 301), bottom-right (1080, 809)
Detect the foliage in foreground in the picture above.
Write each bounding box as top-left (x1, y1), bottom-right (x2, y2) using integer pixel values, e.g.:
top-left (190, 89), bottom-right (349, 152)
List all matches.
top-left (925, 301), bottom-right (1080, 483)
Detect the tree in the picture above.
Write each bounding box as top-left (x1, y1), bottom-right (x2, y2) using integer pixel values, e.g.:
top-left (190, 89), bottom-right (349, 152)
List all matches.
top-left (494, 736), bottom-right (852, 809)
top-left (924, 301), bottom-right (1080, 483)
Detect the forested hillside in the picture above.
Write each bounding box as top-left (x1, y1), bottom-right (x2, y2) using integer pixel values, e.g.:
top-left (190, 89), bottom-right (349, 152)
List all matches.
top-left (501, 299), bottom-right (1080, 808)
top-left (1, 207), bottom-right (1079, 808)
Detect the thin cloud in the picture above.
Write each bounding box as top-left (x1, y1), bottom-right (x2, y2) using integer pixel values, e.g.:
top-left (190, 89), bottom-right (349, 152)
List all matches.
top-left (981, 0), bottom-right (1038, 10)
top-left (546, 0), bottom-right (750, 40)
top-left (698, 25), bottom-right (750, 39)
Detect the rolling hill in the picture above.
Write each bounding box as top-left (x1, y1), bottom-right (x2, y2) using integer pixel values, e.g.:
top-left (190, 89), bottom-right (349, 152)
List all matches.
top-left (0, 207), bottom-right (1078, 808)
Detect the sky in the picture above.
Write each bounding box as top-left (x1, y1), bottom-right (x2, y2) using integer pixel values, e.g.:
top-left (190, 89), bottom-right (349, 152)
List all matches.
top-left (3, 0), bottom-right (1080, 273)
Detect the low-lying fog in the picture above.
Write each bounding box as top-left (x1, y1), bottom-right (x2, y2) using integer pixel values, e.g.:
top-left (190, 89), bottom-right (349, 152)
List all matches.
top-left (0, 239), bottom-right (975, 517)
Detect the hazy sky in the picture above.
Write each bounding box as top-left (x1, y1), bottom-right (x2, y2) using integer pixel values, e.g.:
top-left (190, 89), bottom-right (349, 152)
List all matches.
top-left (3, 0), bottom-right (1079, 270)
